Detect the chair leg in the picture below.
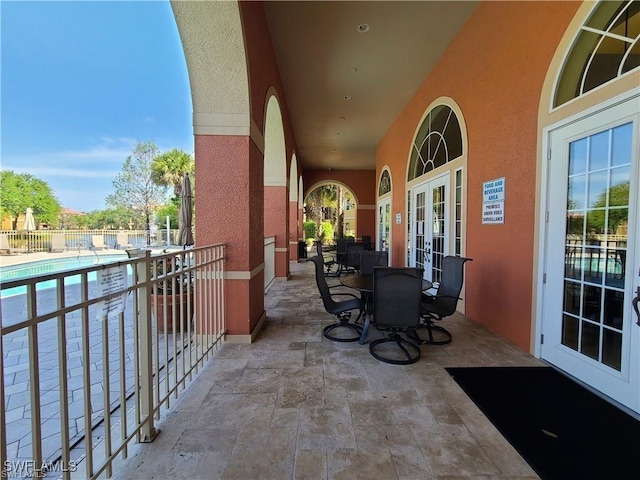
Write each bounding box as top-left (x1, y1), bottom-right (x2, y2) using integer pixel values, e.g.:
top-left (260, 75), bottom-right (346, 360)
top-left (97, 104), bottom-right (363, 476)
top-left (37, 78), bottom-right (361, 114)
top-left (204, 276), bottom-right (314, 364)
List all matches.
top-left (408, 320), bottom-right (452, 345)
top-left (358, 314), bottom-right (370, 345)
top-left (369, 333), bottom-right (421, 365)
top-left (323, 315), bottom-right (363, 342)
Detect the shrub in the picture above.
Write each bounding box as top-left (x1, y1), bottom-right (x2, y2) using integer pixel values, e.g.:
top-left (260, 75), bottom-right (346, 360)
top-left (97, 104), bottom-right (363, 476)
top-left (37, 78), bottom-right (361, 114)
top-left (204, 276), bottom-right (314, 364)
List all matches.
top-left (303, 221), bottom-right (316, 240)
top-left (319, 222), bottom-right (333, 242)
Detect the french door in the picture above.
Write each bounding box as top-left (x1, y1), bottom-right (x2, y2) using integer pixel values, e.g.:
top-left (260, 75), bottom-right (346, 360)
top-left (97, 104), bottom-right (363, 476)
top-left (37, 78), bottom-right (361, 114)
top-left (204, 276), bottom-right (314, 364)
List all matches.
top-left (541, 94), bottom-right (639, 413)
top-left (377, 198), bottom-right (391, 258)
top-left (411, 174), bottom-right (449, 283)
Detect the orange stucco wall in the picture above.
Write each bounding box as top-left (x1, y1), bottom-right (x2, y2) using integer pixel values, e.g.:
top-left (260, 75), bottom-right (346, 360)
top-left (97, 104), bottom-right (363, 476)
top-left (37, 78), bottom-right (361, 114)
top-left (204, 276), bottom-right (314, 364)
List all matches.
top-left (377, 1), bottom-right (581, 351)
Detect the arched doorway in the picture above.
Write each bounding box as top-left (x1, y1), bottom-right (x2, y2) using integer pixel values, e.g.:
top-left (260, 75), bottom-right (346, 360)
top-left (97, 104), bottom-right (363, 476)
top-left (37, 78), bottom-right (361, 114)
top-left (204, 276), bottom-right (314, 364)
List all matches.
top-left (536, 0), bottom-right (640, 413)
top-left (406, 98), bottom-right (468, 296)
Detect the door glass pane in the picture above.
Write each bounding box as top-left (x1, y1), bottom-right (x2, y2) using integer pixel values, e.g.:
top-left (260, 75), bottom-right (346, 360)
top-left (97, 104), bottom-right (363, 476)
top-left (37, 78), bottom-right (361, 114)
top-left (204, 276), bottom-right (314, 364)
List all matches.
top-left (562, 314), bottom-right (579, 350)
top-left (609, 167), bottom-right (630, 206)
top-left (580, 321), bottom-right (600, 360)
top-left (602, 329), bottom-right (622, 370)
top-left (569, 138), bottom-right (588, 175)
top-left (603, 289), bottom-right (624, 329)
top-left (568, 174), bottom-right (587, 209)
top-left (565, 245), bottom-right (583, 280)
top-left (582, 284), bottom-right (602, 321)
top-left (583, 247), bottom-right (604, 284)
top-left (563, 281), bottom-right (581, 316)
top-left (611, 123), bottom-right (632, 166)
top-left (587, 171), bottom-right (608, 208)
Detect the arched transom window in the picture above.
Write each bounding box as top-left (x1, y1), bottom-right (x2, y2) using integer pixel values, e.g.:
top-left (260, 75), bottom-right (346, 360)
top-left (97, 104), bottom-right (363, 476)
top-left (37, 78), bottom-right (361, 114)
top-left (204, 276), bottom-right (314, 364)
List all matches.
top-left (555, 0), bottom-right (639, 107)
top-left (378, 170), bottom-right (391, 196)
top-left (408, 105), bottom-right (463, 182)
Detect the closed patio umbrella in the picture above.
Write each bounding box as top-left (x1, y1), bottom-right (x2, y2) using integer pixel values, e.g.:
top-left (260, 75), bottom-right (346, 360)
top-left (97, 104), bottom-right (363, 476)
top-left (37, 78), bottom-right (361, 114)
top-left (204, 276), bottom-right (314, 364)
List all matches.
top-left (178, 173), bottom-right (194, 248)
top-left (24, 207), bottom-right (36, 231)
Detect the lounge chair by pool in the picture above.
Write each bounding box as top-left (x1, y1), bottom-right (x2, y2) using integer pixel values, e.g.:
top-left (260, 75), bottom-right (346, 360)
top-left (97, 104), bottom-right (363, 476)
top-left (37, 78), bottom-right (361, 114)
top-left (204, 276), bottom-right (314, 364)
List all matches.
top-left (116, 233), bottom-right (133, 250)
top-left (50, 233), bottom-right (66, 253)
top-left (0, 234), bottom-right (27, 255)
top-left (91, 235), bottom-right (108, 250)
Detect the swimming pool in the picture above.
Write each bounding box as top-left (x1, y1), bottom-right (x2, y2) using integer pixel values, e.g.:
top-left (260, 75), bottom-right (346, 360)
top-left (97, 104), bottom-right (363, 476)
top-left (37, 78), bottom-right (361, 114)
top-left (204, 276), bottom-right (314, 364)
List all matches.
top-left (0, 254), bottom-right (129, 298)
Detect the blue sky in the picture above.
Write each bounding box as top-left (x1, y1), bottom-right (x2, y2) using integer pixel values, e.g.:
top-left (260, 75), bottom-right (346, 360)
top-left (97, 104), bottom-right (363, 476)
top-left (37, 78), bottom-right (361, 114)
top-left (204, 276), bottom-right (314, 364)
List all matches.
top-left (1, 0), bottom-right (193, 212)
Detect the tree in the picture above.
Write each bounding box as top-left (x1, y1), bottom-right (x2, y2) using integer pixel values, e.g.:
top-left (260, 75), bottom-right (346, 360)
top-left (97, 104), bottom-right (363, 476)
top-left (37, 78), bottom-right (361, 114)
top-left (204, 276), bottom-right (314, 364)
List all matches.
top-left (151, 148), bottom-right (194, 197)
top-left (155, 201), bottom-right (179, 229)
top-left (106, 141), bottom-right (166, 235)
top-left (83, 208), bottom-right (136, 230)
top-left (0, 170), bottom-right (61, 229)
top-left (305, 185), bottom-right (339, 239)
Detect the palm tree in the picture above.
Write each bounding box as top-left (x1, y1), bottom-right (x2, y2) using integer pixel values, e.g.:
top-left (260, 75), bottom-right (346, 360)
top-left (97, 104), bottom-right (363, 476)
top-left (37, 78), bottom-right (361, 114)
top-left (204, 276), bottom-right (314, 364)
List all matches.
top-left (151, 149), bottom-right (194, 197)
top-left (305, 185), bottom-right (340, 240)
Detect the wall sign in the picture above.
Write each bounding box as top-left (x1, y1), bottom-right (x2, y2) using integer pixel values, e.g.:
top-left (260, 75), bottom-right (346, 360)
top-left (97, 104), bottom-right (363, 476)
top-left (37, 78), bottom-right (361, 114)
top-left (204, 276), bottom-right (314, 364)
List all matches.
top-left (395, 213), bottom-right (402, 224)
top-left (482, 177), bottom-right (505, 224)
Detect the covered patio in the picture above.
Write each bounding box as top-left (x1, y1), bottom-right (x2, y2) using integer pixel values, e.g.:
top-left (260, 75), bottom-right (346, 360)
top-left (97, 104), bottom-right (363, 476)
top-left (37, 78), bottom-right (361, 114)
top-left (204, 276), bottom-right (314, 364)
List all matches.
top-left (114, 260), bottom-right (541, 479)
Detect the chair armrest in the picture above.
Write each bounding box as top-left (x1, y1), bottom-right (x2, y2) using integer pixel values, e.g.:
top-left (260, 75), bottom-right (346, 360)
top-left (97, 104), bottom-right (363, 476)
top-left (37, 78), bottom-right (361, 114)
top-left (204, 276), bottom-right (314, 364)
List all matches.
top-left (422, 293), bottom-right (461, 303)
top-left (320, 293), bottom-right (361, 301)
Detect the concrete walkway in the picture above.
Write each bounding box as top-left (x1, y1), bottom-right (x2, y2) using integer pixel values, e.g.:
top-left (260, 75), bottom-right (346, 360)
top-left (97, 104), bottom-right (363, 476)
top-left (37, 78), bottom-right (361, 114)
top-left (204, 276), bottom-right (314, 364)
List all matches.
top-left (111, 260), bottom-right (542, 480)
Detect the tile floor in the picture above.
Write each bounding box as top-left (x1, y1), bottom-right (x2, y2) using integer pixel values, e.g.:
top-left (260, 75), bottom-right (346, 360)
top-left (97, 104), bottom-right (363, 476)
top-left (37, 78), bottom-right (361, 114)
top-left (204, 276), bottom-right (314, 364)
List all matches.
top-left (113, 260), bottom-right (542, 479)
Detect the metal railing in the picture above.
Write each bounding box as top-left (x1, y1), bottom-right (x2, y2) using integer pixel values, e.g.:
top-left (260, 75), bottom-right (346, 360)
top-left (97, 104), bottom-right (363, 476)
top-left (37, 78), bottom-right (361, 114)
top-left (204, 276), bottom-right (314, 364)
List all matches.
top-left (0, 229), bottom-right (184, 254)
top-left (0, 244), bottom-right (225, 479)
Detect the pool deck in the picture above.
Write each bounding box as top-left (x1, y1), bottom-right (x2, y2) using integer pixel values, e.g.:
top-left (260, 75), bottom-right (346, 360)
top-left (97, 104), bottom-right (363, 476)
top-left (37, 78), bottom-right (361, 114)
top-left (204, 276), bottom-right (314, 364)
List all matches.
top-left (1, 246), bottom-right (189, 474)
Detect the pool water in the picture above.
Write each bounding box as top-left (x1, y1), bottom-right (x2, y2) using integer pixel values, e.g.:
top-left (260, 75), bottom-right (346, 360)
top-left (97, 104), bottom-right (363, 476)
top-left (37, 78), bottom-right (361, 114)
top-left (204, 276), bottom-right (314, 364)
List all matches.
top-left (0, 254), bottom-right (129, 298)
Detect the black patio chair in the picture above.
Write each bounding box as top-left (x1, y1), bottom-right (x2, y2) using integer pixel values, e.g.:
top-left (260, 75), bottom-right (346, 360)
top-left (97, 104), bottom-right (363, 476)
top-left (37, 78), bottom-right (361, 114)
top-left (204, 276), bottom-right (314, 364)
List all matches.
top-left (362, 235), bottom-right (372, 251)
top-left (359, 251), bottom-right (389, 275)
top-left (308, 255), bottom-right (364, 342)
top-left (335, 238), bottom-right (351, 275)
top-left (409, 256), bottom-right (472, 345)
top-left (369, 267), bottom-right (423, 364)
top-left (344, 242), bottom-right (366, 274)
top-left (315, 241), bottom-right (338, 276)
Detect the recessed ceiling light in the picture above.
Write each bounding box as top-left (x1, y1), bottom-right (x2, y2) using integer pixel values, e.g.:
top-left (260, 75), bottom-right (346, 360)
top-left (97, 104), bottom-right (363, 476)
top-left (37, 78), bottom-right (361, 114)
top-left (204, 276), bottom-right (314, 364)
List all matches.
top-left (343, 95), bottom-right (351, 100)
top-left (357, 24), bottom-right (369, 33)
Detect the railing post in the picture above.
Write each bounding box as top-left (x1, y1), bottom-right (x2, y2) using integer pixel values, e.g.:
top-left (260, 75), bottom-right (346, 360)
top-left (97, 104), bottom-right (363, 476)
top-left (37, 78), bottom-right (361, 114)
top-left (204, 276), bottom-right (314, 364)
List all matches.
top-left (133, 249), bottom-right (159, 442)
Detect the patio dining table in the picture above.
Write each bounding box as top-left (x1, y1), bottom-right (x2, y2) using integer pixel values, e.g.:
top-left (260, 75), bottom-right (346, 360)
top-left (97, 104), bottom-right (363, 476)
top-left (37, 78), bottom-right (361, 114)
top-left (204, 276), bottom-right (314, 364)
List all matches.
top-left (340, 273), bottom-right (432, 344)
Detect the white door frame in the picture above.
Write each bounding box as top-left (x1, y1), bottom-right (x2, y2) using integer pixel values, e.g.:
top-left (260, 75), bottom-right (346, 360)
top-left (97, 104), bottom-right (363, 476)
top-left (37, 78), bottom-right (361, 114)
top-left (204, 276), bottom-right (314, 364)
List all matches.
top-left (536, 88), bottom-right (640, 413)
top-left (410, 172), bottom-right (450, 282)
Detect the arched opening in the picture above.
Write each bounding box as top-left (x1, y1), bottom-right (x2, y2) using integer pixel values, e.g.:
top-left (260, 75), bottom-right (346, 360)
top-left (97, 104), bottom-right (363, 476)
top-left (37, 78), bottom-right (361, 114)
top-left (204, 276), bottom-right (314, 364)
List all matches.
top-left (303, 182), bottom-right (359, 244)
top-left (263, 93), bottom-right (289, 277)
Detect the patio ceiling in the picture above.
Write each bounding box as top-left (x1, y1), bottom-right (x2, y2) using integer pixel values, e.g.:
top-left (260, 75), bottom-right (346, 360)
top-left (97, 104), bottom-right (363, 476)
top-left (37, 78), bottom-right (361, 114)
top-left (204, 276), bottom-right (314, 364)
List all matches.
top-left (264, 1), bottom-right (478, 171)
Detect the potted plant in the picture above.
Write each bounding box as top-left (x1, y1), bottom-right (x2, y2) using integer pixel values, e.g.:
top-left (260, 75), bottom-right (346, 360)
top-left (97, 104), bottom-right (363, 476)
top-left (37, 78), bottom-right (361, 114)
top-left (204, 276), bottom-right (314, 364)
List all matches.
top-left (151, 255), bottom-right (194, 334)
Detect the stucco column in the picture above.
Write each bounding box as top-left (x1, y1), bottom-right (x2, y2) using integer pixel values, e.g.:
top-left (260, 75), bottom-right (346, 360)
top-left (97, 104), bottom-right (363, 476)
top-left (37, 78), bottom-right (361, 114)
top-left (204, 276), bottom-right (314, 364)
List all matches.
top-left (264, 186), bottom-right (290, 277)
top-left (195, 134), bottom-right (266, 341)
